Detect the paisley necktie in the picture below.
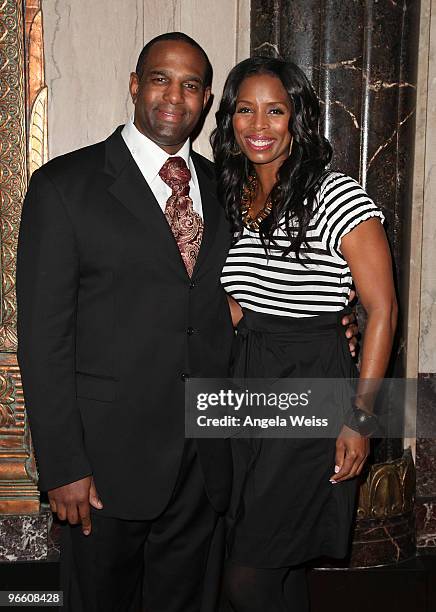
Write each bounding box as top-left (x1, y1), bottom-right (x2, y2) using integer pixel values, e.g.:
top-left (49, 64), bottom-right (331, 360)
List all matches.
top-left (159, 156), bottom-right (203, 277)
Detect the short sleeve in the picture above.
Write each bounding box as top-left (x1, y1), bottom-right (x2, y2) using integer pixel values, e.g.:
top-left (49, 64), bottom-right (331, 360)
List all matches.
top-left (321, 173), bottom-right (385, 256)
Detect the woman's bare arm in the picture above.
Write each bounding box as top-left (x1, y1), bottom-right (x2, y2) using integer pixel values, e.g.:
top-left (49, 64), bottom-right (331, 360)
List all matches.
top-left (330, 218), bottom-right (397, 483)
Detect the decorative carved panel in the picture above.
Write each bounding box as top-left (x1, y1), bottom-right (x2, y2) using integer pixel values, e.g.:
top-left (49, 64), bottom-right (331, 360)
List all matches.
top-left (0, 0), bottom-right (27, 353)
top-left (0, 0), bottom-right (48, 514)
top-left (25, 0), bottom-right (48, 176)
top-left (0, 357), bottom-right (38, 513)
top-left (357, 449), bottom-right (415, 519)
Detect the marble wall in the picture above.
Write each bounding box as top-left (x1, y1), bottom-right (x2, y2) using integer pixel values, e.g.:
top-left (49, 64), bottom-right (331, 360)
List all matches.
top-left (43, 0), bottom-right (250, 160)
top-left (250, 0), bottom-right (424, 567)
top-left (413, 0), bottom-right (436, 555)
top-left (418, 1), bottom-right (436, 375)
top-left (252, 0), bottom-right (420, 466)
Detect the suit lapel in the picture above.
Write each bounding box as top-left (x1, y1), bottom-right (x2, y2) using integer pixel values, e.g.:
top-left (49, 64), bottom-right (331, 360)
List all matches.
top-left (103, 129), bottom-right (222, 279)
top-left (104, 128), bottom-right (188, 276)
top-left (191, 152), bottom-right (220, 278)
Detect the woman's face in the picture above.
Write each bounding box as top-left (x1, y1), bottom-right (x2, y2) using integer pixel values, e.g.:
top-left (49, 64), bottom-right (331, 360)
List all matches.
top-left (232, 73), bottom-right (292, 168)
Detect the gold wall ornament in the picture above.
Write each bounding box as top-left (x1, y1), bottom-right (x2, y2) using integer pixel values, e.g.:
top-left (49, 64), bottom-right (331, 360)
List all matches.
top-left (357, 447), bottom-right (415, 520)
top-left (0, 358), bottom-right (39, 514)
top-left (29, 85), bottom-right (48, 175)
top-left (317, 449), bottom-right (416, 568)
top-left (346, 449), bottom-right (416, 567)
top-left (0, 373), bottom-right (16, 428)
top-left (0, 0), bottom-right (47, 515)
top-left (25, 0), bottom-right (48, 176)
top-left (0, 0), bottom-right (28, 353)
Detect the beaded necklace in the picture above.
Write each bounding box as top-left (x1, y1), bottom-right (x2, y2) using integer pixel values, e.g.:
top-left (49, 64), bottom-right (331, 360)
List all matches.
top-left (240, 175), bottom-right (272, 231)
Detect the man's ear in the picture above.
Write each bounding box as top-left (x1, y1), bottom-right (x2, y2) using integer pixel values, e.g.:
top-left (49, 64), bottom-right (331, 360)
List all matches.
top-left (203, 86), bottom-right (212, 110)
top-left (129, 72), bottom-right (140, 104)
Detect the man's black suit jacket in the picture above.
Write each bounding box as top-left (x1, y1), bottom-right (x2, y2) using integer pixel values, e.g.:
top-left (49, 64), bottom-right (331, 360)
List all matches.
top-left (16, 127), bottom-right (234, 520)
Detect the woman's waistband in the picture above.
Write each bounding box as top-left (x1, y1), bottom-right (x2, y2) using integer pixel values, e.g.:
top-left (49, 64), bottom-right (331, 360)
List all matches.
top-left (238, 307), bottom-right (352, 337)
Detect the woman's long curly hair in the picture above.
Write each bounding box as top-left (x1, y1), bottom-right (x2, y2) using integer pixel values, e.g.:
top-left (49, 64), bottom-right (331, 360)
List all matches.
top-left (210, 56), bottom-right (333, 258)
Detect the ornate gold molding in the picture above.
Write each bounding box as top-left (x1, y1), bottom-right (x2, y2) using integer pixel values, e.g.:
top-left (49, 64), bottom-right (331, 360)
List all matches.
top-left (26, 0), bottom-right (48, 176)
top-left (0, 357), bottom-right (39, 513)
top-left (0, 374), bottom-right (16, 427)
top-left (29, 85), bottom-right (48, 174)
top-left (0, 0), bottom-right (27, 353)
top-left (0, 0), bottom-right (47, 514)
top-left (357, 447), bottom-right (415, 519)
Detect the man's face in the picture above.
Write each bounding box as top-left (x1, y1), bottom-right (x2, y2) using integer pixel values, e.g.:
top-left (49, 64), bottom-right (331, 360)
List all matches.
top-left (129, 40), bottom-right (211, 154)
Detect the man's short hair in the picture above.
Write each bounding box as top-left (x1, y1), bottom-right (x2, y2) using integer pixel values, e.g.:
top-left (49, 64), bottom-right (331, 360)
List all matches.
top-left (135, 32), bottom-right (213, 89)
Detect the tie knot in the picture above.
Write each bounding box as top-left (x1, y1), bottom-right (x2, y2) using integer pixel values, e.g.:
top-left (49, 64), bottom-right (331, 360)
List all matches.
top-left (159, 156), bottom-right (191, 194)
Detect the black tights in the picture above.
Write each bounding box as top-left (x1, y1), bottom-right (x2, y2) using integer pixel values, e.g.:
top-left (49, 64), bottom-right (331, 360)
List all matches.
top-left (224, 562), bottom-right (310, 612)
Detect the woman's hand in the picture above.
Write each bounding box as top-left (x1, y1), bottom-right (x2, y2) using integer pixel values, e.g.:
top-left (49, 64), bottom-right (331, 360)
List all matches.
top-left (329, 425), bottom-right (369, 483)
top-left (227, 295), bottom-right (243, 327)
top-left (341, 308), bottom-right (358, 358)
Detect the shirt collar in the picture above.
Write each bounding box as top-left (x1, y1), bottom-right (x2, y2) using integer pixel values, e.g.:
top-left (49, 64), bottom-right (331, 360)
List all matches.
top-left (121, 117), bottom-right (195, 185)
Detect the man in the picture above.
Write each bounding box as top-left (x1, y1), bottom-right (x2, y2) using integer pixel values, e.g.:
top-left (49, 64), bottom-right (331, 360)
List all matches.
top-left (17, 32), bottom-right (357, 611)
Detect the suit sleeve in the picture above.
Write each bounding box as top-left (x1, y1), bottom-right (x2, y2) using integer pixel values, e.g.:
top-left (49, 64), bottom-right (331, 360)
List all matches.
top-left (16, 168), bottom-right (92, 491)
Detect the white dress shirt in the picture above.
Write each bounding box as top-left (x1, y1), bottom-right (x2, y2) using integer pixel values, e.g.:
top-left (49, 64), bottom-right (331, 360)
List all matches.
top-left (121, 118), bottom-right (203, 218)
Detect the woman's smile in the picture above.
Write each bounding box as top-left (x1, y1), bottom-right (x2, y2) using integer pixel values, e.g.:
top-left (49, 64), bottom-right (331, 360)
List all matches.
top-left (244, 135), bottom-right (276, 151)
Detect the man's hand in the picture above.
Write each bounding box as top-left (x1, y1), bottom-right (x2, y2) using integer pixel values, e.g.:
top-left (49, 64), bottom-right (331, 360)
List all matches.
top-left (342, 288), bottom-right (359, 358)
top-left (48, 476), bottom-right (103, 536)
top-left (329, 425), bottom-right (369, 483)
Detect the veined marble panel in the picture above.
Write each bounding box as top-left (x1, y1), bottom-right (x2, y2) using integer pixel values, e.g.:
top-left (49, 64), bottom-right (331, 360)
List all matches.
top-left (407, 0), bottom-right (431, 381)
top-left (419, 2), bottom-right (436, 373)
top-left (416, 374), bottom-right (436, 498)
top-left (0, 511), bottom-right (50, 562)
top-left (416, 499), bottom-right (436, 552)
top-left (415, 372), bottom-right (436, 553)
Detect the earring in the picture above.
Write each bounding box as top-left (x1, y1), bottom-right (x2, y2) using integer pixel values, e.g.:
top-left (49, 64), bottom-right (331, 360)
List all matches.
top-left (289, 136), bottom-right (294, 157)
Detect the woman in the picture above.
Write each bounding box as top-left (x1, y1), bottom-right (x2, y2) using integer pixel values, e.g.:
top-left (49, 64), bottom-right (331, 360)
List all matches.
top-left (211, 57), bottom-right (397, 612)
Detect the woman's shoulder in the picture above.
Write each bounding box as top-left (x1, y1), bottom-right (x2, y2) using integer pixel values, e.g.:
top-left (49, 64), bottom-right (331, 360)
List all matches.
top-left (315, 171), bottom-right (379, 213)
top-left (317, 171), bottom-right (366, 199)
top-left (314, 171), bottom-right (385, 253)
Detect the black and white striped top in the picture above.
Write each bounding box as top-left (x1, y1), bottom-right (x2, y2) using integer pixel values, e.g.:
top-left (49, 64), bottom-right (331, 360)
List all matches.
top-left (221, 172), bottom-right (385, 318)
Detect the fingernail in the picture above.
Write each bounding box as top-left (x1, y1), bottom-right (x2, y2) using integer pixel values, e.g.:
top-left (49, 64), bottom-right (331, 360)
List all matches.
top-left (329, 479), bottom-right (338, 484)
top-left (83, 530), bottom-right (90, 536)
top-left (335, 465), bottom-right (340, 473)
top-left (97, 500), bottom-right (103, 509)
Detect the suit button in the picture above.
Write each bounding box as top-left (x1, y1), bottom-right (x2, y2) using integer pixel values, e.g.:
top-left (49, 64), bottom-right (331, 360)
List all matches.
top-left (187, 327), bottom-right (194, 335)
top-left (181, 373), bottom-right (190, 382)
top-left (190, 282), bottom-right (196, 289)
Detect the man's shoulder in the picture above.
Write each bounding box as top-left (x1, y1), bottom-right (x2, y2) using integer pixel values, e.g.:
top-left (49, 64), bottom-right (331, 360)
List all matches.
top-left (36, 126), bottom-right (126, 187)
top-left (37, 139), bottom-right (106, 185)
top-left (191, 150), bottom-right (216, 180)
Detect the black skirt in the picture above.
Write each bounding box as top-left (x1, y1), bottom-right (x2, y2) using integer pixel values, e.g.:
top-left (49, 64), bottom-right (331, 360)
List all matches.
top-left (228, 308), bottom-right (359, 568)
